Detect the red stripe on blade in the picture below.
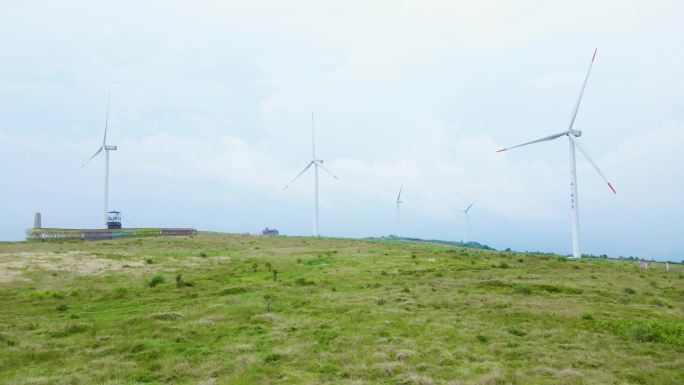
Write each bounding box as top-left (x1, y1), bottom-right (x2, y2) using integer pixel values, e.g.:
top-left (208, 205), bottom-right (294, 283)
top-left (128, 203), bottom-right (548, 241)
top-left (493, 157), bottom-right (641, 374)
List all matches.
top-left (608, 182), bottom-right (616, 194)
top-left (496, 149), bottom-right (507, 153)
top-left (592, 48), bottom-right (598, 62)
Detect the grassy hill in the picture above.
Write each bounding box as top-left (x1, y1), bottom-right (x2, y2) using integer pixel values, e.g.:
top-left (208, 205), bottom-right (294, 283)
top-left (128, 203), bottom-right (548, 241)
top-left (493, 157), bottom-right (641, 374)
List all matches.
top-left (0, 233), bottom-right (682, 385)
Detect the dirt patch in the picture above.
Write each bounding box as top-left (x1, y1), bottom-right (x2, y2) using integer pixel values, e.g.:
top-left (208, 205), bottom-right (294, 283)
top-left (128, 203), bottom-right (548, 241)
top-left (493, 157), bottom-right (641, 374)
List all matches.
top-left (0, 251), bottom-right (145, 282)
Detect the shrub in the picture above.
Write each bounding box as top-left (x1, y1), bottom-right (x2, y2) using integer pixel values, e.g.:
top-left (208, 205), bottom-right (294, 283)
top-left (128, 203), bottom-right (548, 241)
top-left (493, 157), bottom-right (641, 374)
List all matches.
top-left (49, 323), bottom-right (90, 338)
top-left (151, 312), bottom-right (183, 321)
top-left (147, 274), bottom-right (165, 288)
top-left (294, 276), bottom-right (314, 286)
top-left (624, 287), bottom-right (636, 295)
top-left (513, 283), bottom-right (533, 295)
top-left (499, 261), bottom-right (509, 269)
top-left (600, 319), bottom-right (684, 346)
top-left (175, 274), bottom-right (193, 288)
top-left (535, 284), bottom-right (583, 295)
top-left (507, 328), bottom-right (527, 337)
top-left (144, 258), bottom-right (154, 264)
top-left (219, 286), bottom-right (249, 295)
top-left (112, 287), bottom-right (128, 299)
top-left (650, 298), bottom-right (668, 307)
top-left (476, 335), bottom-right (489, 343)
top-left (56, 304), bottom-right (69, 312)
top-left (264, 352), bottom-right (282, 363)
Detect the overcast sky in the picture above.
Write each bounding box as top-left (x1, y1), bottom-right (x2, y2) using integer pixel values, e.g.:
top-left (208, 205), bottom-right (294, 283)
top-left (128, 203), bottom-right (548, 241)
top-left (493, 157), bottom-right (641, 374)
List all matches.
top-left (1, 1), bottom-right (683, 261)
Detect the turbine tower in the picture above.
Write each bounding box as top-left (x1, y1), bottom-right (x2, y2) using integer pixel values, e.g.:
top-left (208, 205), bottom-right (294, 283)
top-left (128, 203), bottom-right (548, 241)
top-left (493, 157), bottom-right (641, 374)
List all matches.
top-left (284, 113), bottom-right (338, 237)
top-left (497, 49), bottom-right (616, 258)
top-left (82, 93), bottom-right (118, 228)
top-left (395, 185), bottom-right (403, 237)
top-left (462, 200), bottom-right (475, 243)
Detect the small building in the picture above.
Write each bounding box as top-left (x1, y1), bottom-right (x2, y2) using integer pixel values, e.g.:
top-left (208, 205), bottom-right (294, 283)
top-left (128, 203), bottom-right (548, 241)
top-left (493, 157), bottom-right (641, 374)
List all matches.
top-left (262, 227), bottom-right (279, 236)
top-left (639, 261), bottom-right (650, 269)
top-left (107, 211), bottom-right (122, 229)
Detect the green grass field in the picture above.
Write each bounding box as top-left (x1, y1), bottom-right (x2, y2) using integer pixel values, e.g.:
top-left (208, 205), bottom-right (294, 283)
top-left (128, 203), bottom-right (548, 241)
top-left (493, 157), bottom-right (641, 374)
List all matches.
top-left (1, 233), bottom-right (682, 385)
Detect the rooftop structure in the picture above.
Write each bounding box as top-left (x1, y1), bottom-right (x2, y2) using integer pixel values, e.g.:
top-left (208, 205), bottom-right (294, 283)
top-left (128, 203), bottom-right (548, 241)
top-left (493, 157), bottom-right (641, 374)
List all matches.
top-left (262, 227), bottom-right (279, 236)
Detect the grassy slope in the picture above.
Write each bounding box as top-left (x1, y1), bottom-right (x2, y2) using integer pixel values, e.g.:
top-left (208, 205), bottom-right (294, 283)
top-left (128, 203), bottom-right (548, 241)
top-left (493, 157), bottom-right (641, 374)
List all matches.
top-left (0, 234), bottom-right (682, 385)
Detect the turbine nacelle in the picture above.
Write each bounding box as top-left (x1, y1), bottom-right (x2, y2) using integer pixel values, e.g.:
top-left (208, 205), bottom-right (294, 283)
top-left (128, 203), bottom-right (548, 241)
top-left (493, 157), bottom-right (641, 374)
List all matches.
top-left (569, 129), bottom-right (582, 138)
top-left (104, 145), bottom-right (118, 151)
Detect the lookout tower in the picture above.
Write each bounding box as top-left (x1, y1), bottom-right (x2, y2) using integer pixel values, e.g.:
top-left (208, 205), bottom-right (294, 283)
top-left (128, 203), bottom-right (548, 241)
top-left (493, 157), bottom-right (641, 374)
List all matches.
top-left (107, 211), bottom-right (122, 229)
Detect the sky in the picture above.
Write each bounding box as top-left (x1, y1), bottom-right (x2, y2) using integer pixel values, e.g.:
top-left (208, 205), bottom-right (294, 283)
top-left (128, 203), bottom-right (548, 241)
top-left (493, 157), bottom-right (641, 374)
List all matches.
top-left (1, 1), bottom-right (683, 261)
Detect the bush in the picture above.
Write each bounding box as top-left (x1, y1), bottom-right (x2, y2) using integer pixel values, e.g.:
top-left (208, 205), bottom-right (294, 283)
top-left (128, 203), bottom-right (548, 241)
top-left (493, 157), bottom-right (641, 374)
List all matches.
top-left (600, 319), bottom-right (684, 346)
top-left (219, 286), bottom-right (249, 295)
top-left (507, 328), bottom-right (527, 337)
top-left (264, 352), bottom-right (282, 363)
top-left (112, 287), bottom-right (129, 298)
top-left (294, 276), bottom-right (315, 286)
top-left (513, 283), bottom-right (533, 295)
top-left (49, 323), bottom-right (90, 338)
top-left (175, 274), bottom-right (192, 288)
top-left (147, 274), bottom-right (165, 288)
top-left (624, 287), bottom-right (636, 295)
top-left (499, 261), bottom-right (509, 269)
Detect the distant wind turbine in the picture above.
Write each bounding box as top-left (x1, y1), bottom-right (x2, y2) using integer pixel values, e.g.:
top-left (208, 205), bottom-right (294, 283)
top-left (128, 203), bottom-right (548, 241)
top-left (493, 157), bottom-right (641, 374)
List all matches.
top-left (497, 49), bottom-right (616, 258)
top-left (82, 92), bottom-right (118, 228)
top-left (395, 185), bottom-right (403, 237)
top-left (462, 200), bottom-right (475, 243)
top-left (284, 113), bottom-right (338, 237)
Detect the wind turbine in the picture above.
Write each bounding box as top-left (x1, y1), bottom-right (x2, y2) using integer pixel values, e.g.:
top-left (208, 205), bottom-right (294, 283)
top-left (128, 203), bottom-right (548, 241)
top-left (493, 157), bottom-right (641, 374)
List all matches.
top-left (497, 49), bottom-right (616, 258)
top-left (82, 93), bottom-right (118, 228)
top-left (395, 185), bottom-right (403, 237)
top-left (284, 113), bottom-right (338, 237)
top-left (462, 200), bottom-right (475, 243)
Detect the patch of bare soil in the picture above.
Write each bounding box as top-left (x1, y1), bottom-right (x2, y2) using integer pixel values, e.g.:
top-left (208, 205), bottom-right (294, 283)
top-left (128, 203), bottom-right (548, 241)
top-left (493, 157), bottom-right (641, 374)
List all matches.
top-left (0, 251), bottom-right (145, 282)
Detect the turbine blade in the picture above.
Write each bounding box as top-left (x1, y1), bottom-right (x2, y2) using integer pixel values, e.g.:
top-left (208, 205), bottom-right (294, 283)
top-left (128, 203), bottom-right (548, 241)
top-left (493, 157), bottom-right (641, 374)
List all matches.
top-left (465, 200), bottom-right (476, 212)
top-left (284, 161), bottom-right (314, 189)
top-left (311, 112), bottom-right (316, 160)
top-left (570, 136), bottom-right (616, 194)
top-left (318, 163), bottom-right (339, 180)
top-left (102, 92), bottom-right (111, 146)
top-left (397, 185), bottom-right (403, 202)
top-left (567, 48), bottom-right (597, 131)
top-left (82, 147), bottom-right (103, 167)
top-left (497, 131), bottom-right (568, 153)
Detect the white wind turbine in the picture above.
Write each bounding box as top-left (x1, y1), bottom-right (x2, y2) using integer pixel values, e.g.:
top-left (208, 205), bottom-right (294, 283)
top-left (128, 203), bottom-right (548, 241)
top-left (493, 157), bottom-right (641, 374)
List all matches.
top-left (284, 113), bottom-right (338, 237)
top-left (462, 200), bottom-right (475, 243)
top-left (82, 93), bottom-right (118, 228)
top-left (395, 185), bottom-right (403, 237)
top-left (497, 49), bottom-right (616, 258)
